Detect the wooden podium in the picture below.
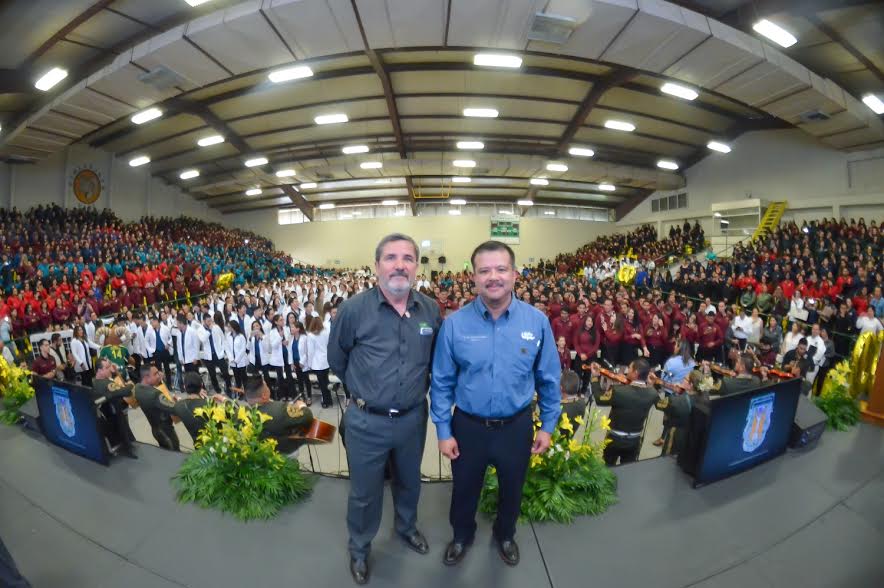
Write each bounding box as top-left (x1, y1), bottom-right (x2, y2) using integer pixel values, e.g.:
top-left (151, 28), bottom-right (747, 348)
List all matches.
top-left (860, 344), bottom-right (884, 427)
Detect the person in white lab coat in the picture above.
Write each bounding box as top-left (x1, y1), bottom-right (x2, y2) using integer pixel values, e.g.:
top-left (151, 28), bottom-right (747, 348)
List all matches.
top-left (264, 314), bottom-right (287, 400)
top-left (199, 313), bottom-right (232, 394)
top-left (248, 320), bottom-right (271, 388)
top-left (304, 316), bottom-right (332, 408)
top-left (227, 320), bottom-right (249, 395)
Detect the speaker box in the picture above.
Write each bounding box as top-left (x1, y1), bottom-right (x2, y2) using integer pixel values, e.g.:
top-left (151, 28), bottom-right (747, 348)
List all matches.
top-left (438, 256), bottom-right (446, 265)
top-left (420, 256), bottom-right (429, 264)
top-left (789, 394), bottom-right (827, 449)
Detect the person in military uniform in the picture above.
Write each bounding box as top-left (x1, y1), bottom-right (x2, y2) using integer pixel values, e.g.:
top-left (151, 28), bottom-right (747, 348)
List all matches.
top-left (169, 372), bottom-right (212, 445)
top-left (588, 358), bottom-right (659, 465)
top-left (92, 357), bottom-right (137, 459)
top-left (708, 353), bottom-right (769, 397)
top-left (653, 378), bottom-right (705, 457)
top-left (242, 377), bottom-right (313, 455)
top-left (133, 364), bottom-right (180, 451)
top-left (560, 370), bottom-right (587, 424)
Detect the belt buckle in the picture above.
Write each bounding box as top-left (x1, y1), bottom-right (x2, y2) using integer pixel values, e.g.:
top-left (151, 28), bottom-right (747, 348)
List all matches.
top-left (387, 408), bottom-right (400, 418)
top-left (484, 418), bottom-right (505, 428)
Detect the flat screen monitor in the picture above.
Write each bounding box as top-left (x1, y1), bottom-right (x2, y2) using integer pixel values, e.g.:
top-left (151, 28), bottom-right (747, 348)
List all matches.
top-left (34, 377), bottom-right (109, 466)
top-left (695, 378), bottom-right (801, 486)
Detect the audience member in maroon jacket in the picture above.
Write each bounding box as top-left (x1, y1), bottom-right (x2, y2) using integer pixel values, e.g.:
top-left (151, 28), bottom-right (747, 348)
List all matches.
top-left (556, 336), bottom-right (572, 372)
top-left (36, 301), bottom-right (51, 331)
top-left (598, 298), bottom-right (623, 366)
top-left (551, 308), bottom-right (575, 349)
top-left (51, 297), bottom-right (70, 324)
top-left (621, 307), bottom-right (649, 365)
top-left (679, 313), bottom-right (700, 347)
top-left (643, 314), bottom-right (668, 368)
top-left (573, 314), bottom-right (600, 394)
top-left (31, 339), bottom-right (58, 379)
top-left (698, 312), bottom-right (724, 362)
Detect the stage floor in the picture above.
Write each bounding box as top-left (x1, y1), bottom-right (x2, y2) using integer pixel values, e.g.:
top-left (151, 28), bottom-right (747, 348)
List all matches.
top-left (1, 423), bottom-right (882, 588)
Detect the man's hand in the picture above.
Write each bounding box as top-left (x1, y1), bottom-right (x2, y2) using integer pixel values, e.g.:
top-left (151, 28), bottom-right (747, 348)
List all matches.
top-left (293, 399), bottom-right (306, 410)
top-left (532, 430), bottom-right (552, 454)
top-left (438, 438), bottom-right (460, 460)
top-left (590, 362), bottom-right (601, 377)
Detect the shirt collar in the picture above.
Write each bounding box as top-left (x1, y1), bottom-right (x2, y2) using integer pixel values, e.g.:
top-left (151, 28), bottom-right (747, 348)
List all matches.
top-left (374, 286), bottom-right (417, 312)
top-left (473, 293), bottom-right (515, 320)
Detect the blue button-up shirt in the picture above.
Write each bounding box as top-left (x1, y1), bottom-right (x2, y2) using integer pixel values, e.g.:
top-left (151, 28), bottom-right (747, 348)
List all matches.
top-left (430, 295), bottom-right (562, 440)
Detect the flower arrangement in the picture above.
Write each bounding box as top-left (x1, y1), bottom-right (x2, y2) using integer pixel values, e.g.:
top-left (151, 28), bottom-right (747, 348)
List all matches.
top-left (815, 360), bottom-right (860, 431)
top-left (479, 406), bottom-right (618, 524)
top-left (172, 399), bottom-right (313, 520)
top-left (0, 357), bottom-right (34, 425)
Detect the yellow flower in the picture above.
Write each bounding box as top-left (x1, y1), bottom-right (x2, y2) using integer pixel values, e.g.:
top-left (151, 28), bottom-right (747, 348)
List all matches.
top-left (573, 415), bottom-right (584, 426)
top-left (568, 439), bottom-right (582, 452)
top-left (530, 454), bottom-right (543, 468)
top-left (211, 405), bottom-right (226, 422)
top-left (193, 407), bottom-right (208, 418)
top-left (258, 411), bottom-right (273, 423)
top-left (559, 412), bottom-right (574, 434)
top-left (600, 415), bottom-right (612, 431)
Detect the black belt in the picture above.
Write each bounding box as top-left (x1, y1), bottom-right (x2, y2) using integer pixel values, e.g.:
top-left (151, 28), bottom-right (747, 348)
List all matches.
top-left (455, 404), bottom-right (531, 428)
top-left (357, 400), bottom-right (422, 418)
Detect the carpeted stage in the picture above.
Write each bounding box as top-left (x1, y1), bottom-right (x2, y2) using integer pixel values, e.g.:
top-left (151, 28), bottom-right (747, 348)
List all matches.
top-left (1, 423), bottom-right (882, 588)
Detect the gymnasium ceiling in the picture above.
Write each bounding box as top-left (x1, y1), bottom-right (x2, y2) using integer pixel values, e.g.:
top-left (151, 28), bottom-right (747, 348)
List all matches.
top-left (0, 0), bottom-right (882, 220)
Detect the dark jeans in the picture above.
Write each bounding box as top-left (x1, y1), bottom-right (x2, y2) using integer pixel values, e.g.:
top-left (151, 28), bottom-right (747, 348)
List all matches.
top-left (449, 407), bottom-right (534, 544)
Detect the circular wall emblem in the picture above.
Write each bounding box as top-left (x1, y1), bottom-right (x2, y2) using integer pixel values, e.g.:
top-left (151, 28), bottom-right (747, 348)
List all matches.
top-left (73, 169), bottom-right (102, 204)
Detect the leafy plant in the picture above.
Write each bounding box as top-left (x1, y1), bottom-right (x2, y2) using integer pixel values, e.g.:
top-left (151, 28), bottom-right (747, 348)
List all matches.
top-left (479, 406), bottom-right (618, 524)
top-left (172, 399), bottom-right (313, 520)
top-left (0, 357), bottom-right (34, 425)
top-left (815, 361), bottom-right (860, 431)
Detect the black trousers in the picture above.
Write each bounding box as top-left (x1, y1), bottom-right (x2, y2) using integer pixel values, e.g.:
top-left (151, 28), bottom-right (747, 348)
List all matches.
top-left (294, 365), bottom-right (310, 399)
top-left (282, 364), bottom-right (296, 398)
top-left (249, 364), bottom-right (272, 390)
top-left (696, 346), bottom-right (720, 362)
top-left (313, 368), bottom-right (331, 405)
top-left (269, 366), bottom-right (284, 400)
top-left (449, 407), bottom-right (533, 544)
top-left (204, 357), bottom-right (231, 393)
top-left (603, 437), bottom-right (641, 466)
top-left (602, 342), bottom-right (621, 367)
top-left (153, 349), bottom-right (173, 387)
top-left (232, 366), bottom-right (247, 392)
top-left (77, 368), bottom-right (94, 387)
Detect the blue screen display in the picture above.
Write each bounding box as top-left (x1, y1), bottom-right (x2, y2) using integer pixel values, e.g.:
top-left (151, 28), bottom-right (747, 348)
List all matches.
top-left (35, 378), bottom-right (109, 466)
top-left (696, 378), bottom-right (801, 485)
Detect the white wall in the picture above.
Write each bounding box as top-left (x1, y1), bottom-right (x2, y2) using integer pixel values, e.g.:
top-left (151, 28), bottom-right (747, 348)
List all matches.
top-left (225, 209), bottom-right (618, 269)
top-left (619, 129), bottom-right (884, 235)
top-left (0, 144), bottom-right (222, 223)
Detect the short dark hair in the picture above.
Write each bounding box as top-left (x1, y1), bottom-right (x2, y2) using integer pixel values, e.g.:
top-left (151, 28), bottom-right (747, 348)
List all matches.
top-left (244, 377), bottom-right (267, 401)
top-left (183, 372), bottom-right (203, 395)
top-left (139, 364), bottom-right (155, 382)
top-left (470, 240), bottom-right (515, 269)
top-left (560, 370), bottom-right (580, 396)
top-left (50, 333), bottom-right (61, 343)
top-left (374, 233), bottom-right (419, 263)
top-left (631, 358), bottom-right (651, 381)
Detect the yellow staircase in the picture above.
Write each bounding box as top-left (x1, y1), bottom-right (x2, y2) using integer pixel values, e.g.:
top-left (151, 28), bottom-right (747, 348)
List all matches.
top-left (752, 201), bottom-right (787, 242)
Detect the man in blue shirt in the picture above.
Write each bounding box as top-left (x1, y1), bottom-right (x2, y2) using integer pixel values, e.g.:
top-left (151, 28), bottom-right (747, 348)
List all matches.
top-left (431, 240), bottom-right (561, 568)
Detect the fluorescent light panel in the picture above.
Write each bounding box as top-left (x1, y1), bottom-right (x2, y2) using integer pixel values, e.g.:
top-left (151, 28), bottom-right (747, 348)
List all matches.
top-left (184, 0), bottom-right (214, 6)
top-left (544, 211), bottom-right (556, 215)
top-left (300, 182), bottom-right (317, 189)
top-left (197, 135), bottom-right (224, 147)
top-left (131, 107), bottom-right (162, 125)
top-left (246, 188), bottom-right (262, 196)
top-left (318, 203), bottom-right (335, 209)
top-left (473, 53), bottom-right (522, 68)
top-left (546, 162), bottom-right (568, 172)
top-left (463, 108), bottom-right (498, 118)
top-left (598, 183), bottom-right (616, 191)
top-left (35, 67), bottom-right (67, 91)
top-left (342, 145), bottom-right (369, 154)
top-left (568, 146), bottom-right (594, 157)
top-left (657, 160), bottom-right (679, 170)
top-left (517, 200), bottom-right (534, 206)
top-left (450, 198), bottom-right (466, 205)
top-left (276, 169), bottom-right (296, 178)
top-left (244, 157), bottom-right (268, 167)
top-left (707, 141), bottom-right (732, 153)
top-left (381, 200), bottom-right (398, 206)
top-left (179, 169), bottom-right (200, 180)
top-left (456, 141), bottom-right (484, 150)
top-left (268, 65), bottom-right (313, 83)
top-left (453, 160), bottom-right (476, 168)
top-left (862, 94), bottom-right (884, 115)
top-left (360, 161), bottom-right (383, 169)
top-left (315, 113), bottom-right (348, 125)
top-left (752, 19), bottom-right (797, 48)
top-left (604, 120), bottom-right (635, 132)
top-left (452, 176), bottom-right (471, 183)
top-left (660, 82), bottom-right (698, 101)
top-left (129, 155), bottom-right (150, 167)
top-left (530, 178), bottom-right (549, 186)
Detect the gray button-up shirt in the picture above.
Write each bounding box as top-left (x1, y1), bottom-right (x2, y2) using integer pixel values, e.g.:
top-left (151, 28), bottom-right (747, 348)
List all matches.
top-left (328, 287), bottom-right (442, 410)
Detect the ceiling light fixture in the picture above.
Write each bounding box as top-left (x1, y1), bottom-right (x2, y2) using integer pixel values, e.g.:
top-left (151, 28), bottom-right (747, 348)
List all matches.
top-left (131, 107), bottom-right (162, 125)
top-left (360, 161), bottom-right (383, 169)
top-left (604, 120), bottom-right (635, 132)
top-left (318, 203), bottom-right (335, 210)
top-left (268, 65), bottom-right (313, 83)
top-left (276, 169), bottom-right (296, 178)
top-left (707, 141), bottom-right (732, 153)
top-left (453, 159), bottom-right (476, 168)
top-left (34, 67), bottom-right (68, 91)
top-left (381, 200), bottom-right (398, 206)
top-left (598, 183), bottom-right (616, 191)
top-left (244, 157), bottom-right (268, 167)
top-left (568, 146), bottom-right (594, 157)
top-left (473, 53), bottom-right (522, 68)
top-left (179, 169), bottom-right (200, 180)
top-left (463, 108), bottom-right (498, 118)
top-left (197, 135), bottom-right (224, 147)
top-left (129, 155), bottom-right (150, 167)
top-left (315, 113), bottom-right (348, 125)
top-left (300, 182), bottom-right (317, 189)
top-left (517, 199), bottom-right (534, 206)
top-left (452, 176), bottom-right (471, 183)
top-left (660, 82), bottom-right (698, 101)
top-left (546, 162), bottom-right (568, 172)
top-left (657, 160), bottom-right (679, 170)
top-left (342, 145), bottom-right (369, 154)
top-left (862, 94), bottom-right (884, 115)
top-left (246, 188), bottom-right (262, 196)
top-left (530, 178), bottom-right (549, 186)
top-left (184, 0), bottom-right (214, 6)
top-left (456, 141), bottom-right (484, 150)
top-left (544, 211), bottom-right (556, 215)
top-left (752, 19), bottom-right (797, 48)
top-left (450, 198), bottom-right (466, 205)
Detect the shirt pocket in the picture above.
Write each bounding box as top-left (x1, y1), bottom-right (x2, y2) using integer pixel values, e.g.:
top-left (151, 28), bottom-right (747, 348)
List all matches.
top-left (511, 336), bottom-right (540, 376)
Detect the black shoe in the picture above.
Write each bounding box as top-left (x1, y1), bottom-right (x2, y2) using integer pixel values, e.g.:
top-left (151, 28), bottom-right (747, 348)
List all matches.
top-left (400, 530), bottom-right (429, 555)
top-left (497, 539), bottom-right (519, 566)
top-left (349, 557), bottom-right (369, 585)
top-left (443, 541), bottom-right (470, 566)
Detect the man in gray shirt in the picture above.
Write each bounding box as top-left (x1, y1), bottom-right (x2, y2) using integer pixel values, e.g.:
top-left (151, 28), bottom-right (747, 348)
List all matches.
top-left (329, 233), bottom-right (441, 585)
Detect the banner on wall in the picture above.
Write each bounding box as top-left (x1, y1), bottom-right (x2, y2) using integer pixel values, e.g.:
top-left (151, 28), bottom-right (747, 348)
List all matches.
top-left (69, 165), bottom-right (104, 206)
top-left (490, 216), bottom-right (520, 244)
